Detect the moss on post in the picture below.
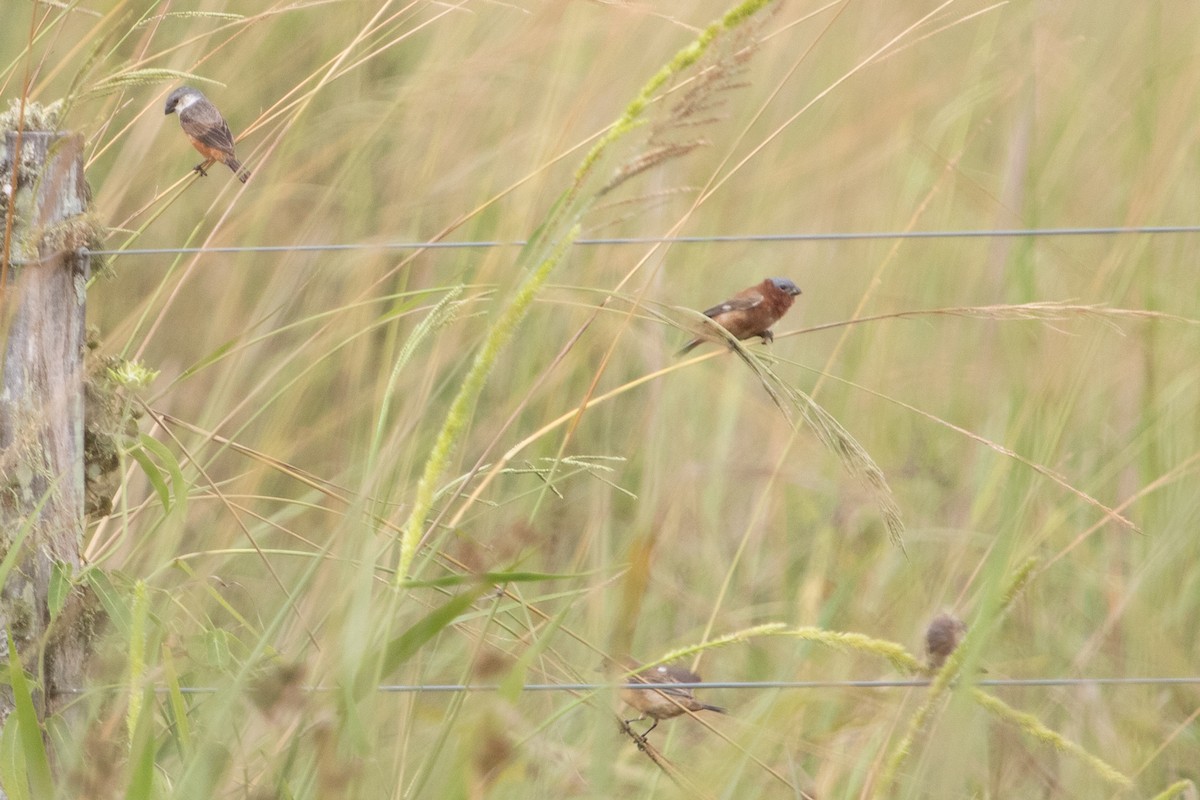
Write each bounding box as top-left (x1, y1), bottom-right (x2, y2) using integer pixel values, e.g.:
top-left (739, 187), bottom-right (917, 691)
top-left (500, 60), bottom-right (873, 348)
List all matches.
top-left (0, 114), bottom-right (92, 727)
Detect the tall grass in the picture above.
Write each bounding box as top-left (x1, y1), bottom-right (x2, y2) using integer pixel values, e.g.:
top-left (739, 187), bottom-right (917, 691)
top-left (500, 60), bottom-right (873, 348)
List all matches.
top-left (2, 0), bottom-right (1199, 797)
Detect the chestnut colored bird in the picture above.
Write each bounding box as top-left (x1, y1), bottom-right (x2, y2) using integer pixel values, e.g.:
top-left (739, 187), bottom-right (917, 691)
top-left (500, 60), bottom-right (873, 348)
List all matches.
top-left (925, 613), bottom-right (967, 670)
top-left (164, 86), bottom-right (251, 183)
top-left (678, 277), bottom-right (802, 355)
top-left (617, 659), bottom-right (726, 737)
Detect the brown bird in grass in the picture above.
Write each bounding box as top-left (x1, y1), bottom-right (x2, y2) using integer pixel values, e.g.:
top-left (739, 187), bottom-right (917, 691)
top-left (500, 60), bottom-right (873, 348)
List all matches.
top-left (164, 86), bottom-right (251, 183)
top-left (678, 277), bottom-right (802, 355)
top-left (925, 613), bottom-right (968, 671)
top-left (616, 658), bottom-right (726, 738)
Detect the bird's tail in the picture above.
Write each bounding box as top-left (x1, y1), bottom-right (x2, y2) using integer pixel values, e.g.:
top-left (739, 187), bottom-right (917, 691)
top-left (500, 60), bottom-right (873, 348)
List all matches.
top-left (227, 157), bottom-right (251, 183)
top-left (700, 703), bottom-right (727, 714)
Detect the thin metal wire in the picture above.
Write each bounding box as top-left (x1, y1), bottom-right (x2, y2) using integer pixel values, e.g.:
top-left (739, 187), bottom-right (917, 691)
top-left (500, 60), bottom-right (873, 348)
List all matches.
top-left (57, 676), bottom-right (1200, 695)
top-left (36, 224), bottom-right (1200, 699)
top-left (360, 677), bottom-right (1200, 692)
top-left (79, 224), bottom-right (1200, 258)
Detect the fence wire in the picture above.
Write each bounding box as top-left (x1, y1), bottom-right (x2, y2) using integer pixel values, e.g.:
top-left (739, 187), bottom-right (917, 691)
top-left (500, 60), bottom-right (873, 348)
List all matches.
top-left (80, 224), bottom-right (1200, 258)
top-left (58, 676), bottom-right (1200, 695)
top-left (39, 223), bottom-right (1200, 699)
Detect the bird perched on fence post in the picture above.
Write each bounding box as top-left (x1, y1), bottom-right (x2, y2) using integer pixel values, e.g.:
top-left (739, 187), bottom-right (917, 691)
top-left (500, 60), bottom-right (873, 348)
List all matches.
top-left (613, 657), bottom-right (726, 739)
top-left (678, 277), bottom-right (802, 355)
top-left (164, 86), bottom-right (251, 183)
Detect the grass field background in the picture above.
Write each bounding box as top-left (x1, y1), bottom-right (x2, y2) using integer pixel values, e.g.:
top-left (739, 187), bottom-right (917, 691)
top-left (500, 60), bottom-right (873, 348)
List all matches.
top-left (3, 0), bottom-right (1199, 797)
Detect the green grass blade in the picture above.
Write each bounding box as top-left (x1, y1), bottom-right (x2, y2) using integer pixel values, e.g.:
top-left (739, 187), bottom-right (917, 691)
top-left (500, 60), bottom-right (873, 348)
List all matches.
top-left (366, 587), bottom-right (485, 697)
top-left (6, 634), bottom-right (52, 799)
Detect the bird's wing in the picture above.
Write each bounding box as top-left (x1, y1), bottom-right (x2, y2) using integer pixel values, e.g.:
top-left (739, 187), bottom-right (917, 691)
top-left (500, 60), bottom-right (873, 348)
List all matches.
top-left (641, 665), bottom-right (702, 698)
top-left (660, 665), bottom-right (703, 683)
top-left (180, 105), bottom-right (237, 157)
top-left (702, 289), bottom-right (764, 319)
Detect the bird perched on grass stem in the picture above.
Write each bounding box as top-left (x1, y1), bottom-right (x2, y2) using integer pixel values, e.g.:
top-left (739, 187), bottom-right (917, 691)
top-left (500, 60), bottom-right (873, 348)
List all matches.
top-left (164, 86), bottom-right (251, 183)
top-left (615, 658), bottom-right (726, 738)
top-left (925, 613), bottom-right (968, 671)
top-left (678, 277), bottom-right (802, 355)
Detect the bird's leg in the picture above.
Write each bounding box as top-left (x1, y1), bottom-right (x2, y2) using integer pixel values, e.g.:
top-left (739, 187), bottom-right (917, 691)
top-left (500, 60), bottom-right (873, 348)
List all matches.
top-left (192, 159), bottom-right (214, 177)
top-left (621, 715), bottom-right (655, 749)
top-left (760, 329), bottom-right (774, 344)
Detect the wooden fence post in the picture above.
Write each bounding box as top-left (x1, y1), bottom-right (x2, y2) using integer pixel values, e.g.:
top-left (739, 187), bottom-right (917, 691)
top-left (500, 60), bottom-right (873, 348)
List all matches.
top-left (0, 128), bottom-right (90, 728)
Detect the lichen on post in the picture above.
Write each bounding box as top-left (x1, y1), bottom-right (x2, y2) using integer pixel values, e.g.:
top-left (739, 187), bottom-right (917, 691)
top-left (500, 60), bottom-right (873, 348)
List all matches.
top-left (0, 113), bottom-right (92, 726)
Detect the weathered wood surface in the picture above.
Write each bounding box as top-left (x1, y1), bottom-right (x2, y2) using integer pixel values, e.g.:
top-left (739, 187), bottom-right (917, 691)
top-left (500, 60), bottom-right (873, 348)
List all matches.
top-left (0, 130), bottom-right (90, 724)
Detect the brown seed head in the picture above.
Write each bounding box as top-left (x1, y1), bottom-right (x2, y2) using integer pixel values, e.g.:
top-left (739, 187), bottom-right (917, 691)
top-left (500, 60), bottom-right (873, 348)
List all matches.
top-left (925, 613), bottom-right (968, 670)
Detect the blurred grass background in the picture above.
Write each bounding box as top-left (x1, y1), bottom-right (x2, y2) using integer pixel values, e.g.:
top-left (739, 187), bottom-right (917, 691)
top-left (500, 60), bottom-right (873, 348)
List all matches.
top-left (4, 0), bottom-right (1200, 797)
